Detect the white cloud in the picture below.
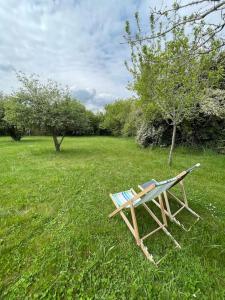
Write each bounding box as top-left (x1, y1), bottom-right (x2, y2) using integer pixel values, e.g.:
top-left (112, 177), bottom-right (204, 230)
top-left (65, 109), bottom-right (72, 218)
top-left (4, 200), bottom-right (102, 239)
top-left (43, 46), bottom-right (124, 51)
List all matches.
top-left (3, 0), bottom-right (217, 110)
top-left (0, 0), bottom-right (152, 109)
top-left (70, 87), bottom-right (116, 112)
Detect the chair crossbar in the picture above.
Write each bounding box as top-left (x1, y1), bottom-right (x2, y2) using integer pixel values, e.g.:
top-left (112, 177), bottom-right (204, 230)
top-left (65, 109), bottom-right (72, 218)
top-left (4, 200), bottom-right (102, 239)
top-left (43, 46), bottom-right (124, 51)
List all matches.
top-left (141, 225), bottom-right (165, 241)
top-left (139, 172), bottom-right (201, 232)
top-left (165, 187), bottom-right (200, 231)
top-left (109, 189), bottom-right (180, 264)
top-left (172, 204), bottom-right (186, 217)
top-left (167, 190), bottom-right (200, 219)
top-left (142, 202), bottom-right (181, 249)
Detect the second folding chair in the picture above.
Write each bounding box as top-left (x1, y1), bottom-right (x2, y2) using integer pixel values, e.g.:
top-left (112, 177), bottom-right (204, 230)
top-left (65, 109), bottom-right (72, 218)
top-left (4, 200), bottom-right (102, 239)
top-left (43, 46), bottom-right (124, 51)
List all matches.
top-left (138, 163), bottom-right (201, 232)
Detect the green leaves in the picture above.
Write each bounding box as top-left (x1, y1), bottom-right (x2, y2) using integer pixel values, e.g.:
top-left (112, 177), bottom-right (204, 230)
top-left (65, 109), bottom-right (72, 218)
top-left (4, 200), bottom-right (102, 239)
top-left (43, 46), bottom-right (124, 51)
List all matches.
top-left (3, 73), bottom-right (92, 150)
top-left (0, 96), bottom-right (6, 130)
top-left (126, 12), bottom-right (222, 125)
top-left (201, 88), bottom-right (225, 118)
top-left (101, 99), bottom-right (138, 136)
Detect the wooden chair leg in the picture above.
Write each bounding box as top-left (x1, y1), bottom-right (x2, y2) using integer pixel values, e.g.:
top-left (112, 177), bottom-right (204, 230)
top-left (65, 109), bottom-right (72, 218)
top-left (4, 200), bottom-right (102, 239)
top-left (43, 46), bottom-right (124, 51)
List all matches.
top-left (158, 194), bottom-right (167, 226)
top-left (166, 188), bottom-right (200, 231)
top-left (142, 203), bottom-right (181, 249)
top-left (163, 191), bottom-right (172, 219)
top-left (110, 194), bottom-right (137, 237)
top-left (130, 204), bottom-right (140, 245)
top-left (180, 180), bottom-right (188, 206)
top-left (140, 241), bottom-right (156, 264)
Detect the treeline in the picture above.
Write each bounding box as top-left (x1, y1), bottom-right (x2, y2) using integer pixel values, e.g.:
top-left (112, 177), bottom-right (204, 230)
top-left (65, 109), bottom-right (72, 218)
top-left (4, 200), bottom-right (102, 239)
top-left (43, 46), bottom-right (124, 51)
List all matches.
top-left (100, 91), bottom-right (225, 149)
top-left (0, 70), bottom-right (224, 154)
top-left (0, 97), bottom-right (102, 139)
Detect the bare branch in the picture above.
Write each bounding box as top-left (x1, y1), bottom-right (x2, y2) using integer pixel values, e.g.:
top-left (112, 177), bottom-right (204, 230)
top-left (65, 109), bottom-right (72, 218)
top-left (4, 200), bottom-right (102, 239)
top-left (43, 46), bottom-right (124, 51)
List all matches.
top-left (154, 0), bottom-right (212, 16)
top-left (123, 0), bottom-right (225, 53)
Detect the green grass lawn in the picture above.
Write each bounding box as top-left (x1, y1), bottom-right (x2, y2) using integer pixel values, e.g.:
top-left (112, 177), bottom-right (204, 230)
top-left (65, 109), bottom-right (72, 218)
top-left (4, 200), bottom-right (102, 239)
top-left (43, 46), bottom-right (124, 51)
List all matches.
top-left (0, 136), bottom-right (224, 299)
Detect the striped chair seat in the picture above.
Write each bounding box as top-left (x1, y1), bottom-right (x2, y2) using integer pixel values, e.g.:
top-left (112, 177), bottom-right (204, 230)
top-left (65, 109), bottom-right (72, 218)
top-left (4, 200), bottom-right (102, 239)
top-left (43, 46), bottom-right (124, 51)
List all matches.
top-left (111, 189), bottom-right (141, 208)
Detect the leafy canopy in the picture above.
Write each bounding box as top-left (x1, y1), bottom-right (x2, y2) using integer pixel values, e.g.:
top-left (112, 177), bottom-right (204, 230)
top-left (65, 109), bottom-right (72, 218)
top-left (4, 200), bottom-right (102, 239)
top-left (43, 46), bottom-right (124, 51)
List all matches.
top-left (126, 27), bottom-right (222, 126)
top-left (13, 73), bottom-right (89, 136)
top-left (4, 73), bottom-right (90, 150)
top-left (101, 99), bottom-right (138, 136)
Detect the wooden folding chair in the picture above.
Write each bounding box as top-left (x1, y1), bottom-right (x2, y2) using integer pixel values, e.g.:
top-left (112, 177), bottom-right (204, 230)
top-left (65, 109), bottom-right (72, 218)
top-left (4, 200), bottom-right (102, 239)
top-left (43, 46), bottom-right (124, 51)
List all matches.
top-left (138, 163), bottom-right (201, 232)
top-left (109, 180), bottom-right (182, 265)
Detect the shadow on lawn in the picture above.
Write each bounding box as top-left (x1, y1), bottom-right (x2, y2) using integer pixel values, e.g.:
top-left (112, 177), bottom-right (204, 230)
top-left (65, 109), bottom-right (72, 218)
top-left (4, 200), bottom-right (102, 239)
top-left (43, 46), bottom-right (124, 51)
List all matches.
top-left (0, 137), bottom-right (47, 145)
top-left (30, 146), bottom-right (108, 159)
top-left (21, 137), bottom-right (51, 143)
top-left (127, 202), bottom-right (225, 267)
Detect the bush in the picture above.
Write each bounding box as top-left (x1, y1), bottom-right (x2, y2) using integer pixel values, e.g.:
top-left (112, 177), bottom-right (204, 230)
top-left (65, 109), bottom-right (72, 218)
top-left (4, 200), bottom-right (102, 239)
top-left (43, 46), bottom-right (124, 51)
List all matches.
top-left (136, 114), bottom-right (225, 149)
top-left (136, 88), bottom-right (225, 148)
top-left (0, 97), bottom-right (25, 141)
top-left (136, 122), bottom-right (165, 147)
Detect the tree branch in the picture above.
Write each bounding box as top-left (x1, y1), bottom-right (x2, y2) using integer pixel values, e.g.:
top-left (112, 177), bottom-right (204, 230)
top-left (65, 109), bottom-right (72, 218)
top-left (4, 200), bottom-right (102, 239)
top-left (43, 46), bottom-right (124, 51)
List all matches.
top-left (123, 0), bottom-right (225, 53)
top-left (59, 135), bottom-right (64, 146)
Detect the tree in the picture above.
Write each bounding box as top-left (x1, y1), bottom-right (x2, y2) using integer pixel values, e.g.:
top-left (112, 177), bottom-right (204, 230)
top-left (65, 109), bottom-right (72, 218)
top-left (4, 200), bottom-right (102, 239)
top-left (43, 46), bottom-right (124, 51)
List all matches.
top-left (0, 94), bottom-right (7, 137)
top-left (125, 16), bottom-right (221, 165)
top-left (85, 110), bottom-right (102, 135)
top-left (6, 73), bottom-right (89, 151)
top-left (0, 93), bottom-right (4, 130)
top-left (101, 99), bottom-right (138, 136)
top-left (124, 1), bottom-right (225, 54)
top-left (0, 94), bottom-right (25, 141)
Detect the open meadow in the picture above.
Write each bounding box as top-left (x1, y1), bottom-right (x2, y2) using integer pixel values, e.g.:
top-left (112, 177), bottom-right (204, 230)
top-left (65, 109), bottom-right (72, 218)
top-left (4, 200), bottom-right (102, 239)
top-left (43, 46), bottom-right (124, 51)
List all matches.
top-left (0, 136), bottom-right (225, 299)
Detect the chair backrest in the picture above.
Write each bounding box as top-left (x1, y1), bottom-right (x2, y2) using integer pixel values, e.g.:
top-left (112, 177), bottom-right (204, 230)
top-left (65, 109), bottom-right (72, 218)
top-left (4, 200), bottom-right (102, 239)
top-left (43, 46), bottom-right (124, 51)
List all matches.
top-left (136, 163), bottom-right (201, 207)
top-left (169, 163), bottom-right (200, 188)
top-left (135, 179), bottom-right (177, 207)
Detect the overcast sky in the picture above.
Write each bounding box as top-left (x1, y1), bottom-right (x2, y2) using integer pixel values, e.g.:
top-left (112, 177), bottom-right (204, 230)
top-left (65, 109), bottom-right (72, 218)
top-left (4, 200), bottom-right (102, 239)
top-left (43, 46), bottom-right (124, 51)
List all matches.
top-left (0, 0), bottom-right (155, 110)
top-left (0, 0), bottom-right (219, 111)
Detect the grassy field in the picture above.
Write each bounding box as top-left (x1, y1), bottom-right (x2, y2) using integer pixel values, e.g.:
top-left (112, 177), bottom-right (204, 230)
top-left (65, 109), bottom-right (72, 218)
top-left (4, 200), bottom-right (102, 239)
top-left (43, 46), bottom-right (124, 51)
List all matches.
top-left (0, 136), bottom-right (224, 299)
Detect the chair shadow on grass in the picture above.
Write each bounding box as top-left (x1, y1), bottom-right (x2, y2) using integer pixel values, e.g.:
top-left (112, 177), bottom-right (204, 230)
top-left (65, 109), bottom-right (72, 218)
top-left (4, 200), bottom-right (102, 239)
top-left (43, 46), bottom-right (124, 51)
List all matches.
top-left (120, 199), bottom-right (224, 266)
top-left (120, 203), bottom-right (182, 261)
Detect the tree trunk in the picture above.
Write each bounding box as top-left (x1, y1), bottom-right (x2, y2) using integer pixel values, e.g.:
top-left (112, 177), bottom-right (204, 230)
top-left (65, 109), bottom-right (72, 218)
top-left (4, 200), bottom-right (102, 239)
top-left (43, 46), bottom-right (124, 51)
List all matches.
top-left (168, 123), bottom-right (176, 166)
top-left (8, 126), bottom-right (22, 141)
top-left (52, 135), bottom-right (61, 152)
top-left (52, 135), bottom-right (65, 152)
